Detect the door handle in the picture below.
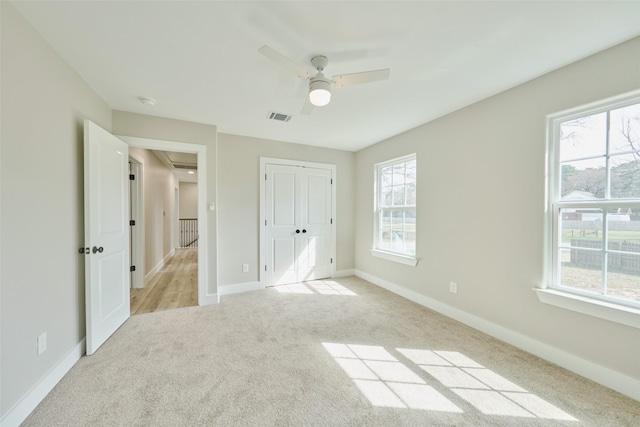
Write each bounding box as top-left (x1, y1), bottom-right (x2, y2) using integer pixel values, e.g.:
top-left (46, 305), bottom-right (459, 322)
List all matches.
top-left (79, 247), bottom-right (90, 255)
top-left (302, 229), bottom-right (307, 233)
top-left (296, 229), bottom-right (301, 234)
top-left (92, 246), bottom-right (104, 254)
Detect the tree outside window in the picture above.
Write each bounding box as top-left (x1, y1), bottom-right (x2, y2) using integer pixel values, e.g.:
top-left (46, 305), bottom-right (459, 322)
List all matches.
top-left (375, 155), bottom-right (416, 256)
top-left (551, 99), bottom-right (640, 307)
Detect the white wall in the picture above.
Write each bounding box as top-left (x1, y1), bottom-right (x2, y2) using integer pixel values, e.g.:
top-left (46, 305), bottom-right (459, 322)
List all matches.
top-left (1, 1), bottom-right (112, 418)
top-left (179, 182), bottom-right (198, 219)
top-left (355, 37), bottom-right (640, 387)
top-left (216, 133), bottom-right (355, 287)
top-left (112, 111), bottom-right (217, 295)
top-left (129, 148), bottom-right (177, 278)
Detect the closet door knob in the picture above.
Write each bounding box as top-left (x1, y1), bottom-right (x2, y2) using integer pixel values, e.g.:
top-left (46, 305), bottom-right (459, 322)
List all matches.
top-left (302, 229), bottom-right (307, 233)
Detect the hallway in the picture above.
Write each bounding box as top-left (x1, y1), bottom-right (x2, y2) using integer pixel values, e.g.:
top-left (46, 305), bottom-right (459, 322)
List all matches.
top-left (130, 248), bottom-right (198, 315)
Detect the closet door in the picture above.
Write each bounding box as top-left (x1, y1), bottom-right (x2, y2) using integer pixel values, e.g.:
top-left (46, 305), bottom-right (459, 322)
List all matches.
top-left (297, 167), bottom-right (332, 281)
top-left (264, 164), bottom-right (332, 286)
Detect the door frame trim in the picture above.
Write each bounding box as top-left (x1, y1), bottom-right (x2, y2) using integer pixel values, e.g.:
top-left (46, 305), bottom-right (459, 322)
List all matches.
top-left (259, 157), bottom-right (337, 288)
top-left (118, 135), bottom-right (211, 306)
top-left (128, 154), bottom-right (144, 289)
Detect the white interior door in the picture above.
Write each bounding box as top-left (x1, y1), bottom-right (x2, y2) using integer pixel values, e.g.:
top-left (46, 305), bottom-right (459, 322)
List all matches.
top-left (265, 163), bottom-right (332, 286)
top-left (84, 120), bottom-right (130, 355)
top-left (298, 168), bottom-right (332, 281)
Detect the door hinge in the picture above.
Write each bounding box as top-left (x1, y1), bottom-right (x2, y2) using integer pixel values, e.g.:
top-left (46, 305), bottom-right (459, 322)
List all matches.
top-left (129, 174), bottom-right (135, 180)
top-left (331, 258), bottom-right (333, 264)
top-left (265, 173), bottom-right (267, 180)
top-left (130, 266), bottom-right (136, 272)
top-left (331, 178), bottom-right (333, 184)
top-left (265, 220), bottom-right (267, 226)
top-left (129, 220), bottom-right (136, 226)
top-left (265, 265), bottom-right (267, 272)
top-left (331, 218), bottom-right (333, 224)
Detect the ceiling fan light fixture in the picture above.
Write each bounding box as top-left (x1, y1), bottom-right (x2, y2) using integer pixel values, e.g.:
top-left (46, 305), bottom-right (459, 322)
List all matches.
top-left (309, 76), bottom-right (332, 106)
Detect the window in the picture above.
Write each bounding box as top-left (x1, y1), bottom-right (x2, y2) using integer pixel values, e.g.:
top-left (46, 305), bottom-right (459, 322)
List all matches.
top-left (372, 155), bottom-right (417, 266)
top-left (545, 93), bottom-right (640, 318)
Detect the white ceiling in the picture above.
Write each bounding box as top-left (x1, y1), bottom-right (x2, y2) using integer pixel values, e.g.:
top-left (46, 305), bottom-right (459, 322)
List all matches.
top-left (152, 151), bottom-right (198, 183)
top-left (11, 1), bottom-right (640, 152)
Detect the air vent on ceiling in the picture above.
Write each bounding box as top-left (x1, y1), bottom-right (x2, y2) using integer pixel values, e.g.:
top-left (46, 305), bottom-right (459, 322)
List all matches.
top-left (267, 111), bottom-right (292, 122)
top-left (173, 164), bottom-right (197, 170)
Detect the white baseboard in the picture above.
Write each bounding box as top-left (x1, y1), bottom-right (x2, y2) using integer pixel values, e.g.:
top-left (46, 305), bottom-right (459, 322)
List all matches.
top-left (354, 269), bottom-right (640, 402)
top-left (218, 281), bottom-right (262, 296)
top-left (199, 292), bottom-right (220, 306)
top-left (0, 339), bottom-right (86, 427)
top-left (333, 269), bottom-right (355, 278)
top-left (144, 249), bottom-right (175, 285)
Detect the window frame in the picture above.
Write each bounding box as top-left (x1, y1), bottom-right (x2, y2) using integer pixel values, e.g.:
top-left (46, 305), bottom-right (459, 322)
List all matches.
top-left (371, 154), bottom-right (418, 266)
top-left (540, 90), bottom-right (640, 328)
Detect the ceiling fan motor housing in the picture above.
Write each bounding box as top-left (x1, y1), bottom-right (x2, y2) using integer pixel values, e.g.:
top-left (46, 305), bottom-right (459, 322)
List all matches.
top-left (311, 55), bottom-right (328, 71)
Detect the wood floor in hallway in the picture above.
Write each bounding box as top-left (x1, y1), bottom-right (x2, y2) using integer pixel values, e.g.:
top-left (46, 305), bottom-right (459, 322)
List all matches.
top-left (130, 248), bottom-right (198, 315)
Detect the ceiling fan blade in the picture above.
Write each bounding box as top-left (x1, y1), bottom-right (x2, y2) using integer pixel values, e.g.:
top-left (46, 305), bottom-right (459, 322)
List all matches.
top-left (332, 69), bottom-right (390, 88)
top-left (258, 45), bottom-right (313, 79)
top-left (301, 95), bottom-right (314, 115)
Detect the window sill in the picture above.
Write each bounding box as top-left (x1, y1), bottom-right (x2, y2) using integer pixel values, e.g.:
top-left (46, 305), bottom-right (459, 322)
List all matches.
top-left (370, 249), bottom-right (418, 266)
top-left (533, 288), bottom-right (640, 329)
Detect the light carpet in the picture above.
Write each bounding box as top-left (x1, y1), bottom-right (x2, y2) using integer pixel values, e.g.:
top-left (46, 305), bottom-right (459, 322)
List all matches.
top-left (23, 276), bottom-right (640, 426)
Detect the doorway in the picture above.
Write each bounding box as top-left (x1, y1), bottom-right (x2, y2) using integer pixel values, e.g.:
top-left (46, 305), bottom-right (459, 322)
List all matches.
top-left (260, 158), bottom-right (336, 287)
top-left (118, 135), bottom-right (213, 307)
top-left (127, 149), bottom-right (200, 315)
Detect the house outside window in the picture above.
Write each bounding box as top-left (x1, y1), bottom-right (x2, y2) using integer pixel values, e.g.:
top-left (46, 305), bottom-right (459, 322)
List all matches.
top-left (372, 154), bottom-right (418, 266)
top-left (546, 94), bottom-right (640, 315)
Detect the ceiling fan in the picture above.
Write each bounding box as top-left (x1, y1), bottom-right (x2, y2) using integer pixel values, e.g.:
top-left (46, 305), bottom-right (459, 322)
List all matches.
top-left (258, 45), bottom-right (390, 115)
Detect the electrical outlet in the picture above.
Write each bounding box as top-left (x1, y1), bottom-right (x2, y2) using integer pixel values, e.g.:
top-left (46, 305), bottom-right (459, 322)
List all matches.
top-left (242, 264), bottom-right (249, 273)
top-left (37, 332), bottom-right (47, 355)
top-left (449, 281), bottom-right (458, 294)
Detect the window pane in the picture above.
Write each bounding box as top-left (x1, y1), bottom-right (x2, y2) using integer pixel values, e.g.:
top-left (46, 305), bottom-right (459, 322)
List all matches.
top-left (560, 158), bottom-right (606, 200)
top-left (606, 207), bottom-right (640, 243)
top-left (381, 187), bottom-right (392, 207)
top-left (559, 112), bottom-right (606, 161)
top-left (391, 209), bottom-right (404, 230)
top-left (559, 248), bottom-right (604, 295)
top-left (560, 208), bottom-right (603, 245)
top-left (609, 153), bottom-right (640, 199)
top-left (609, 103), bottom-right (640, 155)
top-left (405, 208), bottom-right (416, 255)
top-left (380, 209), bottom-right (392, 249)
top-left (381, 166), bottom-right (393, 188)
top-left (381, 209), bottom-right (391, 230)
top-left (606, 208), bottom-right (640, 301)
top-left (606, 253), bottom-right (640, 304)
top-left (393, 164), bottom-right (405, 186)
top-left (393, 185), bottom-right (405, 205)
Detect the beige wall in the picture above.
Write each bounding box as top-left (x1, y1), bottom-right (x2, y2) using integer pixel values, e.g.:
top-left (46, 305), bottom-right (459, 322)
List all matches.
top-left (112, 111), bottom-right (217, 294)
top-left (2, 0), bottom-right (638, 419)
top-left (129, 148), bottom-right (178, 277)
top-left (217, 133), bottom-right (355, 286)
top-left (1, 2), bottom-right (112, 416)
top-left (179, 182), bottom-right (198, 219)
top-left (355, 37), bottom-right (640, 382)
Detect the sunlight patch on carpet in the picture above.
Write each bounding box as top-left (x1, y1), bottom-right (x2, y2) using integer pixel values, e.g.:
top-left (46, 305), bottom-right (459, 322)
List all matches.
top-left (323, 343), bottom-right (578, 421)
top-left (323, 343), bottom-right (462, 412)
top-left (273, 281), bottom-right (357, 296)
